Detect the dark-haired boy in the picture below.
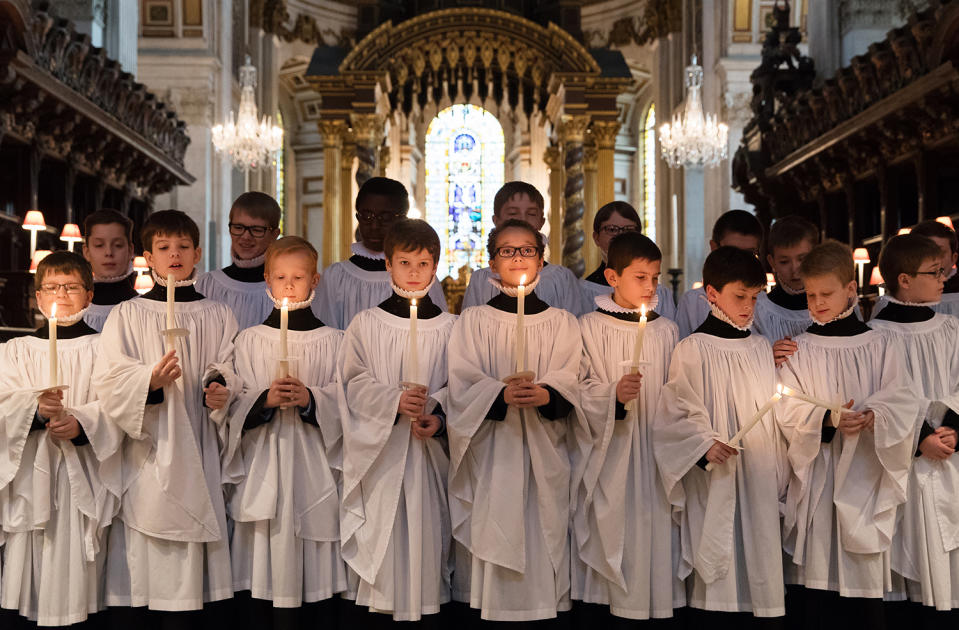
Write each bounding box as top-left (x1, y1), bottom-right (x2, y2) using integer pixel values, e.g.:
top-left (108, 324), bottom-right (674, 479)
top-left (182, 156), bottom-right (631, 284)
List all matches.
top-left (675, 210), bottom-right (764, 338)
top-left (653, 246), bottom-right (786, 624)
top-left (82, 209), bottom-right (138, 331)
top-left (461, 181), bottom-right (589, 315)
top-left (777, 241), bottom-right (916, 629)
top-left (575, 232), bottom-right (684, 622)
top-left (754, 215), bottom-right (817, 341)
top-left (94, 210), bottom-right (240, 618)
top-left (340, 218), bottom-right (456, 622)
top-left (870, 234), bottom-right (959, 618)
top-left (581, 201), bottom-right (676, 320)
top-left (196, 192), bottom-right (281, 330)
top-left (0, 252), bottom-right (121, 626)
top-left (314, 177), bottom-right (447, 329)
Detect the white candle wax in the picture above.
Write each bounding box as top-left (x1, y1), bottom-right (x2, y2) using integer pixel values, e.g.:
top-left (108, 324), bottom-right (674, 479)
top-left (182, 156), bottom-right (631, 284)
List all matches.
top-left (630, 304), bottom-right (648, 369)
top-left (670, 194), bottom-right (679, 269)
top-left (706, 386), bottom-right (783, 471)
top-left (780, 385), bottom-right (837, 412)
top-left (409, 298), bottom-right (419, 383)
top-left (165, 273), bottom-right (175, 352)
top-left (515, 276), bottom-right (526, 373)
top-left (279, 297), bottom-right (289, 374)
top-left (49, 302), bottom-right (58, 387)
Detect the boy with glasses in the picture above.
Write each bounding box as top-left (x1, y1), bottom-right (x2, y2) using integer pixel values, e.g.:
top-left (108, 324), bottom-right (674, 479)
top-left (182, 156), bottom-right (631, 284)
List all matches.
top-left (196, 192), bottom-right (281, 330)
top-left (313, 177), bottom-right (447, 329)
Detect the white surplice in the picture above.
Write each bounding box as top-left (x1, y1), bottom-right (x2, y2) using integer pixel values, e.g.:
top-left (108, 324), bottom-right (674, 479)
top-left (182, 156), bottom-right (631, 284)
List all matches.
top-left (0, 333), bottom-right (122, 625)
top-left (872, 293), bottom-right (959, 320)
top-left (753, 296), bottom-right (811, 341)
top-left (574, 312), bottom-right (685, 619)
top-left (95, 297), bottom-right (240, 610)
top-left (224, 323), bottom-right (347, 606)
top-left (778, 329), bottom-right (919, 598)
top-left (447, 303), bottom-right (590, 621)
top-left (340, 306), bottom-right (457, 620)
top-left (580, 281), bottom-right (676, 321)
top-left (462, 265), bottom-right (590, 316)
top-left (870, 313), bottom-right (959, 609)
top-left (653, 330), bottom-right (787, 617)
top-left (196, 270), bottom-right (274, 331)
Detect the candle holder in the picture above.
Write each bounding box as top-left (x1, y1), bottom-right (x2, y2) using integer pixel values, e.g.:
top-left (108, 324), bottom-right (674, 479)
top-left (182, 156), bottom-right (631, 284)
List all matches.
top-left (399, 381), bottom-right (428, 423)
top-left (501, 371), bottom-right (536, 385)
top-left (667, 268), bottom-right (683, 305)
top-left (33, 385), bottom-right (69, 394)
top-left (161, 327), bottom-right (190, 352)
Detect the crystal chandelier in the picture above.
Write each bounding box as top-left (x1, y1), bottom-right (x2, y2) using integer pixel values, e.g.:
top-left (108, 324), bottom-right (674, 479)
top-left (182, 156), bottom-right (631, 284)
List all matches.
top-left (212, 55), bottom-right (283, 172)
top-left (659, 56), bottom-right (729, 169)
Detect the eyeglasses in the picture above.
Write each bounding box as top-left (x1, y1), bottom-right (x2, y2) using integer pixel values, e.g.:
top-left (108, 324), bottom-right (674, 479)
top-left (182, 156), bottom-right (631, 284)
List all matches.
top-left (228, 223), bottom-right (274, 238)
top-left (599, 225), bottom-right (639, 236)
top-left (39, 283), bottom-right (87, 295)
top-left (913, 267), bottom-right (947, 279)
top-left (494, 246), bottom-right (542, 259)
top-left (356, 211), bottom-right (402, 224)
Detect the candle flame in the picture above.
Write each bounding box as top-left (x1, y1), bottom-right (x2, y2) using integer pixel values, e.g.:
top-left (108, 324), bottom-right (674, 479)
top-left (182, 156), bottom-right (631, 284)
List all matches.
top-left (780, 385), bottom-right (794, 396)
top-left (776, 383), bottom-right (784, 395)
top-left (519, 274), bottom-right (526, 286)
top-left (282, 297), bottom-right (288, 307)
top-left (411, 298), bottom-right (417, 306)
top-left (640, 304), bottom-right (647, 317)
top-left (50, 302), bottom-right (57, 318)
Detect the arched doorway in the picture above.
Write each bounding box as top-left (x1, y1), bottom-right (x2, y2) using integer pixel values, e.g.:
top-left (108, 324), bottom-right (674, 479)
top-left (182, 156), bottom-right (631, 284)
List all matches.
top-left (424, 105), bottom-right (505, 278)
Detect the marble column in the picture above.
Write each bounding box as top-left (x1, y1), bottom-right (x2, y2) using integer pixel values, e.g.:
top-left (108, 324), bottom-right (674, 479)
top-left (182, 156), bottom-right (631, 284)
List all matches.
top-left (544, 145), bottom-right (564, 265)
top-left (583, 145), bottom-right (599, 273)
top-left (560, 114), bottom-right (591, 278)
top-left (319, 119), bottom-right (345, 268)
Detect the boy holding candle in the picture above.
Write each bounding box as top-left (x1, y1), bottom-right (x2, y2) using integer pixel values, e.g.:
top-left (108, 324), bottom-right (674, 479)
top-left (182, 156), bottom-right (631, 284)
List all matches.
top-left (652, 246), bottom-right (787, 626)
top-left (675, 210), bottom-right (764, 338)
top-left (461, 181), bottom-right (589, 316)
top-left (224, 236), bottom-right (347, 627)
top-left (581, 201), bottom-right (677, 320)
top-left (314, 177), bottom-right (447, 329)
top-left (94, 210), bottom-right (240, 625)
top-left (776, 241), bottom-right (917, 629)
top-left (196, 192), bottom-right (282, 331)
top-left (575, 232), bottom-right (684, 624)
top-left (82, 209), bottom-right (138, 331)
top-left (339, 219), bottom-right (457, 623)
top-left (447, 218), bottom-right (589, 623)
top-left (869, 234), bottom-right (959, 621)
top-left (0, 251), bottom-right (122, 626)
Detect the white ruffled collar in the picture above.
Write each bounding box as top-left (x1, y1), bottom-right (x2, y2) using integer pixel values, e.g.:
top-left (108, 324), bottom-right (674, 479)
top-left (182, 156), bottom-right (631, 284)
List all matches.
top-left (708, 301), bottom-right (753, 332)
top-left (390, 277), bottom-right (435, 300)
top-left (95, 262), bottom-right (134, 283)
top-left (487, 274), bottom-right (541, 297)
top-left (232, 251), bottom-right (266, 268)
top-left (810, 296), bottom-right (859, 325)
top-left (39, 303), bottom-right (91, 325)
top-left (151, 269), bottom-right (198, 287)
top-left (351, 242), bottom-right (386, 261)
top-left (265, 288), bottom-right (315, 311)
top-left (886, 294), bottom-right (940, 308)
top-left (594, 291), bottom-right (659, 314)
top-left (779, 280), bottom-right (805, 295)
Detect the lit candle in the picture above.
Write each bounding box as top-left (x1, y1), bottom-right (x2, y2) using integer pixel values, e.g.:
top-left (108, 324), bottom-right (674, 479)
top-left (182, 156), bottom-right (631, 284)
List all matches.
top-left (279, 297), bottom-right (289, 375)
top-left (780, 384), bottom-right (843, 427)
top-left (670, 195), bottom-right (679, 269)
top-left (165, 273), bottom-right (175, 352)
top-left (408, 298), bottom-right (419, 383)
top-left (515, 275), bottom-right (526, 373)
top-left (48, 302), bottom-right (58, 387)
top-left (706, 385), bottom-right (783, 471)
top-left (629, 304), bottom-right (648, 369)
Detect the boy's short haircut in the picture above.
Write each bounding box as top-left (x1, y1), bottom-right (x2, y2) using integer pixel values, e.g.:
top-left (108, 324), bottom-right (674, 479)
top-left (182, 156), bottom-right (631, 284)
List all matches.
top-left (767, 215), bottom-right (819, 255)
top-left (84, 209), bottom-right (133, 243)
top-left (355, 177), bottom-right (410, 214)
top-left (712, 209), bottom-right (763, 244)
top-left (384, 219), bottom-right (442, 264)
top-left (878, 234), bottom-right (943, 295)
top-left (593, 201), bottom-right (642, 233)
top-left (35, 251), bottom-right (94, 291)
top-left (911, 219), bottom-right (958, 255)
top-left (230, 192), bottom-right (281, 229)
top-left (141, 210), bottom-right (201, 251)
top-left (493, 182), bottom-right (545, 216)
top-left (486, 218), bottom-right (544, 261)
top-left (607, 232), bottom-right (661, 274)
top-left (265, 236), bottom-right (318, 273)
top-left (702, 245), bottom-right (766, 292)
top-left (799, 240), bottom-right (855, 285)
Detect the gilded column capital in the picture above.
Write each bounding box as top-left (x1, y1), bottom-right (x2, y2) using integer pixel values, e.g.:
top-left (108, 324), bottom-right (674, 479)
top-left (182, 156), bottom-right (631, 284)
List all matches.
top-left (318, 119), bottom-right (346, 147)
top-left (559, 114), bottom-right (591, 144)
top-left (591, 120), bottom-right (621, 150)
top-left (543, 145), bottom-right (563, 171)
top-left (584, 146), bottom-right (598, 171)
top-left (350, 113), bottom-right (385, 144)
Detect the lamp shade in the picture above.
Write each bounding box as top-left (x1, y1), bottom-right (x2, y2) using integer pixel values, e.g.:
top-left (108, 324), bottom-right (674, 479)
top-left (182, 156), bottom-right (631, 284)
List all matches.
top-left (869, 267), bottom-right (883, 285)
top-left (133, 256), bottom-right (149, 273)
top-left (29, 250), bottom-right (52, 273)
top-left (853, 247), bottom-right (870, 263)
top-left (134, 273), bottom-right (155, 294)
top-left (22, 210), bottom-right (46, 230)
top-left (936, 216), bottom-right (955, 231)
top-left (766, 273), bottom-right (776, 285)
top-left (59, 223), bottom-right (83, 242)
top-left (897, 227), bottom-right (911, 235)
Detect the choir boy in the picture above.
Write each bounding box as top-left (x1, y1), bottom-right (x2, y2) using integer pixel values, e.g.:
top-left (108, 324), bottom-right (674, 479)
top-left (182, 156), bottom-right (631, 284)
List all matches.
top-left (575, 232), bottom-right (684, 624)
top-left (755, 215), bottom-right (818, 341)
top-left (777, 241), bottom-right (917, 629)
top-left (314, 177), bottom-right (447, 329)
top-left (340, 219), bottom-right (457, 622)
top-left (870, 234), bottom-right (959, 622)
top-left (461, 181), bottom-right (589, 315)
top-left (82, 209), bottom-right (138, 331)
top-left (0, 252), bottom-right (121, 626)
top-left (447, 219), bottom-right (589, 623)
top-left (580, 201), bottom-right (677, 320)
top-left (901, 219), bottom-right (958, 318)
top-left (653, 246), bottom-right (786, 627)
top-left (224, 236), bottom-right (346, 627)
top-left (94, 210), bottom-right (240, 625)
top-left (675, 210), bottom-right (764, 338)
top-left (195, 192), bottom-right (281, 330)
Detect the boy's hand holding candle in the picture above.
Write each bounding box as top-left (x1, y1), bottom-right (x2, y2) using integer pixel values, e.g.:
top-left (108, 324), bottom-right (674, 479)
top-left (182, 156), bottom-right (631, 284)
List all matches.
top-left (616, 373), bottom-right (643, 405)
top-left (504, 380), bottom-right (549, 408)
top-left (265, 377), bottom-right (310, 409)
top-left (398, 386), bottom-right (428, 418)
top-left (149, 349), bottom-right (181, 390)
top-left (47, 414), bottom-right (81, 441)
top-left (411, 414), bottom-right (442, 440)
top-left (37, 389), bottom-right (64, 420)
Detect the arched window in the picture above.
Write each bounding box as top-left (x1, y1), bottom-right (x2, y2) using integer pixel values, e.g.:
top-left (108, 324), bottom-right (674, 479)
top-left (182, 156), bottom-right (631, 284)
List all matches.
top-left (425, 105), bottom-right (505, 278)
top-left (642, 104), bottom-right (656, 243)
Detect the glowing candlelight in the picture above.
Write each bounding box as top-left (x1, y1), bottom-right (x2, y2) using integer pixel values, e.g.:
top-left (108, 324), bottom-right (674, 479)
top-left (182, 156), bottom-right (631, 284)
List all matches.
top-left (408, 298), bottom-right (419, 383)
top-left (48, 302), bottom-right (58, 387)
top-left (515, 275), bottom-right (527, 373)
top-left (706, 384), bottom-right (783, 471)
top-left (624, 304), bottom-right (649, 412)
top-left (165, 274), bottom-right (175, 352)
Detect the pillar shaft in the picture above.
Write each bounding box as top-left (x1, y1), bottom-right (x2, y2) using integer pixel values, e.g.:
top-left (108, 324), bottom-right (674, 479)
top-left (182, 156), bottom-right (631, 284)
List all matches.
top-left (319, 119), bottom-right (346, 268)
top-left (560, 114), bottom-right (590, 278)
top-left (544, 145), bottom-right (564, 264)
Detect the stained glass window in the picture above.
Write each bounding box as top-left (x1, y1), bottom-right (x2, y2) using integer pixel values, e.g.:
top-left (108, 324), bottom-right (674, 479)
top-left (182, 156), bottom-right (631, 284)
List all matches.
top-left (425, 104), bottom-right (505, 278)
top-left (642, 104), bottom-right (656, 243)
